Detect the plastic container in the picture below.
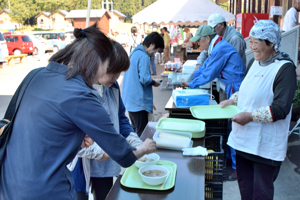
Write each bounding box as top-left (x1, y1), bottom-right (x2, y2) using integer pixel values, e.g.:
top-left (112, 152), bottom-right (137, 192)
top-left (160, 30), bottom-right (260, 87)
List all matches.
top-left (156, 118), bottom-right (206, 138)
top-left (167, 73), bottom-right (193, 86)
top-left (135, 153), bottom-right (160, 168)
top-left (153, 129), bottom-right (193, 150)
top-left (190, 105), bottom-right (241, 119)
top-left (121, 160), bottom-right (177, 190)
top-left (139, 165), bottom-right (169, 186)
top-left (172, 89), bottom-right (210, 107)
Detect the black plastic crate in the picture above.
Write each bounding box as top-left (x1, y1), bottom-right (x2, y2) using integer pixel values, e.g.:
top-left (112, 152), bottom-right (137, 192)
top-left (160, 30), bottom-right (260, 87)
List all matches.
top-left (205, 135), bottom-right (226, 183)
top-left (205, 127), bottom-right (228, 136)
top-left (205, 183), bottom-right (223, 200)
top-left (202, 119), bottom-right (228, 129)
top-left (206, 132), bottom-right (228, 152)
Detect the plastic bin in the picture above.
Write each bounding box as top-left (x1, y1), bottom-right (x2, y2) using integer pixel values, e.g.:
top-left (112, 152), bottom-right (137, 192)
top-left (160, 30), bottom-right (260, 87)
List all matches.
top-left (156, 118), bottom-right (206, 138)
top-left (153, 129), bottom-right (193, 150)
top-left (202, 119), bottom-right (228, 136)
top-left (205, 183), bottom-right (223, 200)
top-left (172, 89), bottom-right (210, 107)
top-left (205, 135), bottom-right (226, 183)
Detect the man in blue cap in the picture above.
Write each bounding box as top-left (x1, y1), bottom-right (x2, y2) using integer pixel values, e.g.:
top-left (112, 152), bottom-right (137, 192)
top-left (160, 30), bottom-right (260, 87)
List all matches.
top-left (181, 24), bottom-right (245, 181)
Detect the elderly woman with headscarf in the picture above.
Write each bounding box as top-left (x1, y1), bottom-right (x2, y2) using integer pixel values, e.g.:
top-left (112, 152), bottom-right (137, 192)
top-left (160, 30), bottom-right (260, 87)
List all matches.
top-left (220, 20), bottom-right (297, 200)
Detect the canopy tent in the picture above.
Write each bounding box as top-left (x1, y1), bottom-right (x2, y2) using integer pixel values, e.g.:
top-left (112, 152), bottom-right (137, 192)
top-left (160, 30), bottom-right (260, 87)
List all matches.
top-left (132, 0), bottom-right (235, 26)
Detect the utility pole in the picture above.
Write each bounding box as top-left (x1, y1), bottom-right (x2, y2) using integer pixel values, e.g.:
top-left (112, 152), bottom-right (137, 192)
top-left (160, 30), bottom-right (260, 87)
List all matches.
top-left (86, 0), bottom-right (92, 28)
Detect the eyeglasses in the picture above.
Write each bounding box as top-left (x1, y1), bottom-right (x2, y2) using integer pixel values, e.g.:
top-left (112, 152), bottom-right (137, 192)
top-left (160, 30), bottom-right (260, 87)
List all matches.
top-left (215, 24), bottom-right (221, 28)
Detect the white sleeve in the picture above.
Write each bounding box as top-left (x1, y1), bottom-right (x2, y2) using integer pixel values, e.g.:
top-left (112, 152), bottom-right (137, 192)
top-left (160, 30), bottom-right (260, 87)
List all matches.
top-left (76, 143), bottom-right (105, 160)
top-left (126, 132), bottom-right (143, 147)
top-left (291, 9), bottom-right (299, 27)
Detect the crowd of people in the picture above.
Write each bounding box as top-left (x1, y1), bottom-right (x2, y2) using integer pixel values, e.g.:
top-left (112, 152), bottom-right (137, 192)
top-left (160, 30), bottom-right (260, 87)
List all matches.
top-left (0, 10), bottom-right (298, 200)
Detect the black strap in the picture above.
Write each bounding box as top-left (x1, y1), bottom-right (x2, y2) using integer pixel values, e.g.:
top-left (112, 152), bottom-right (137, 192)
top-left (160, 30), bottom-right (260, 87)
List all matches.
top-left (132, 34), bottom-right (137, 45)
top-left (4, 67), bottom-right (44, 121)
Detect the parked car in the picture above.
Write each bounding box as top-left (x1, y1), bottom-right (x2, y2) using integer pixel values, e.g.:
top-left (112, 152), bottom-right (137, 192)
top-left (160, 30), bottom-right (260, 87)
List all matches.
top-left (29, 35), bottom-right (53, 55)
top-left (0, 32), bottom-right (9, 67)
top-left (4, 34), bottom-right (34, 55)
top-left (33, 31), bottom-right (67, 53)
top-left (0, 32), bottom-right (9, 57)
top-left (64, 33), bottom-right (75, 45)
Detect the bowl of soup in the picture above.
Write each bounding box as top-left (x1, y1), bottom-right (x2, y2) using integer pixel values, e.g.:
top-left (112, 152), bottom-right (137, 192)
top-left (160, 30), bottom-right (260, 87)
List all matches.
top-left (135, 153), bottom-right (160, 168)
top-left (138, 165), bottom-right (169, 186)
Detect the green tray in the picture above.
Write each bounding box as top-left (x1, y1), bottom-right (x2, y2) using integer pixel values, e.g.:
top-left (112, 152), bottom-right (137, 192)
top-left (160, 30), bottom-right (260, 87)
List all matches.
top-left (120, 160), bottom-right (177, 190)
top-left (156, 118), bottom-right (205, 138)
top-left (190, 105), bottom-right (241, 119)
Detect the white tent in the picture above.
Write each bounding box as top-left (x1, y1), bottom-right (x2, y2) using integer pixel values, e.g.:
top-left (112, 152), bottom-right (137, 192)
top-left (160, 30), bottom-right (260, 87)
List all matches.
top-left (132, 0), bottom-right (235, 26)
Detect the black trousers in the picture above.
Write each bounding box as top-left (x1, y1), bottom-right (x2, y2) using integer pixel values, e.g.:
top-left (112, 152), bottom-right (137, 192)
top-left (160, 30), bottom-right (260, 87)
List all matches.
top-left (76, 192), bottom-right (88, 200)
top-left (90, 177), bottom-right (113, 200)
top-left (236, 153), bottom-right (281, 200)
top-left (128, 111), bottom-right (148, 137)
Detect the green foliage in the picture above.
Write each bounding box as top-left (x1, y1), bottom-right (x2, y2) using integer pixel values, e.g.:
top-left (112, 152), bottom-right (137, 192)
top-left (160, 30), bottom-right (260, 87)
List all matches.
top-left (0, 0), bottom-right (8, 10)
top-left (293, 80), bottom-right (300, 107)
top-left (36, 0), bottom-right (68, 14)
top-left (8, 0), bottom-right (36, 29)
top-left (2, 0), bottom-right (159, 26)
top-left (32, 27), bottom-right (52, 31)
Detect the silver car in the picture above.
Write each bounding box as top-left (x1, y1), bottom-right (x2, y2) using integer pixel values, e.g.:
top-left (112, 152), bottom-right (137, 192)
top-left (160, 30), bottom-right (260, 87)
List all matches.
top-left (0, 32), bottom-right (9, 62)
top-left (29, 35), bottom-right (53, 55)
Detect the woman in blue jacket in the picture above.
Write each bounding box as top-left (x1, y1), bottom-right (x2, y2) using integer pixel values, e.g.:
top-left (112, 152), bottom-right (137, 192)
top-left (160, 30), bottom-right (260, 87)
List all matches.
top-left (0, 24), bottom-right (156, 200)
top-left (69, 41), bottom-right (145, 200)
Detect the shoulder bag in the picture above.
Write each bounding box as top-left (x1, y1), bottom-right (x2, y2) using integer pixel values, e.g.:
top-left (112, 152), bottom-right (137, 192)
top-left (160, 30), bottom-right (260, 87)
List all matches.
top-left (0, 67), bottom-right (44, 167)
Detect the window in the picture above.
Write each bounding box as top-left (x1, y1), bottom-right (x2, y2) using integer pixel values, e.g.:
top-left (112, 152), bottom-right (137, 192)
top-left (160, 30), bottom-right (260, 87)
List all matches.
top-left (22, 36), bottom-right (31, 42)
top-left (41, 19), bottom-right (43, 22)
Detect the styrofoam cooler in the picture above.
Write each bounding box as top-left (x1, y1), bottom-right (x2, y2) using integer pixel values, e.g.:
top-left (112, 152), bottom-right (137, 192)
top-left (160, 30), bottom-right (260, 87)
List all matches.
top-left (183, 60), bottom-right (198, 67)
top-left (172, 89), bottom-right (210, 107)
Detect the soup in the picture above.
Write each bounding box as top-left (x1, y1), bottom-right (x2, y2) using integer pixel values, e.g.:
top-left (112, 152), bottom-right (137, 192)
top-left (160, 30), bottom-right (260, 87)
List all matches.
top-left (142, 170), bottom-right (166, 177)
top-left (138, 157), bottom-right (155, 162)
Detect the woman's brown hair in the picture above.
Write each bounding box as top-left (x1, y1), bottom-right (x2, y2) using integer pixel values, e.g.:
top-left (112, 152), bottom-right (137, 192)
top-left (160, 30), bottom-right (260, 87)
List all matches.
top-left (106, 41), bottom-right (130, 74)
top-left (49, 22), bottom-right (114, 89)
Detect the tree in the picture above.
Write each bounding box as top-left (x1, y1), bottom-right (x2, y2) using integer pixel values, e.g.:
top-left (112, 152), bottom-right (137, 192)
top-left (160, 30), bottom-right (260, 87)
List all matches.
top-left (0, 0), bottom-right (8, 11)
top-left (36, 0), bottom-right (68, 29)
top-left (9, 0), bottom-right (35, 29)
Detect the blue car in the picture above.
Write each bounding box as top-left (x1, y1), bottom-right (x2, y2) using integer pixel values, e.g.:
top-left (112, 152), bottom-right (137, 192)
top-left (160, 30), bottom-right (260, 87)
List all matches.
top-left (33, 31), bottom-right (67, 53)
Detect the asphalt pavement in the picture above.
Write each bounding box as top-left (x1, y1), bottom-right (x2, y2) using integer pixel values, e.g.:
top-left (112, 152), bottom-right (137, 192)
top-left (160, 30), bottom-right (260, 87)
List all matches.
top-left (0, 52), bottom-right (300, 200)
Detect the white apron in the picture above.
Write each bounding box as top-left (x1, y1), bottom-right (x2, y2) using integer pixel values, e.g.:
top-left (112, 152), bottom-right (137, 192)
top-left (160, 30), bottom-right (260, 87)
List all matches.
top-left (227, 60), bottom-right (292, 161)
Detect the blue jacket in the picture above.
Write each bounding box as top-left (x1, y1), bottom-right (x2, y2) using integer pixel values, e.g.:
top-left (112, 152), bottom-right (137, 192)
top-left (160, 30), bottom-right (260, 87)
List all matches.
top-left (122, 45), bottom-right (154, 113)
top-left (0, 62), bottom-right (137, 200)
top-left (189, 40), bottom-right (245, 98)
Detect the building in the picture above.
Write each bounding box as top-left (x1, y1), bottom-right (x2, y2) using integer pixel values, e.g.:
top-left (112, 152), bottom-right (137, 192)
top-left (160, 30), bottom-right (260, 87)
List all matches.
top-left (65, 9), bottom-right (112, 34)
top-left (0, 9), bottom-right (21, 30)
top-left (110, 10), bottom-right (126, 24)
top-left (35, 10), bottom-right (72, 30)
top-left (224, 0), bottom-right (296, 28)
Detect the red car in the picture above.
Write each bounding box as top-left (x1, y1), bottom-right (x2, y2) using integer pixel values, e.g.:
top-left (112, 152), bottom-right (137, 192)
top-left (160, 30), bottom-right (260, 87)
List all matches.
top-left (4, 34), bottom-right (34, 55)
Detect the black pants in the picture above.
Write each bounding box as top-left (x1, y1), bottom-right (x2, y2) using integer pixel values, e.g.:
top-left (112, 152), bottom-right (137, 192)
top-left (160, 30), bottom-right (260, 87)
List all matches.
top-left (90, 177), bottom-right (113, 200)
top-left (76, 192), bottom-right (88, 200)
top-left (236, 153), bottom-right (281, 200)
top-left (128, 111), bottom-right (148, 137)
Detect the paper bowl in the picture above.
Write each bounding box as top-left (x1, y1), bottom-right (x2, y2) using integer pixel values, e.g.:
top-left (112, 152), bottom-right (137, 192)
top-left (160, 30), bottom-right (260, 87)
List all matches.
top-left (138, 165), bottom-right (169, 186)
top-left (135, 153), bottom-right (160, 168)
